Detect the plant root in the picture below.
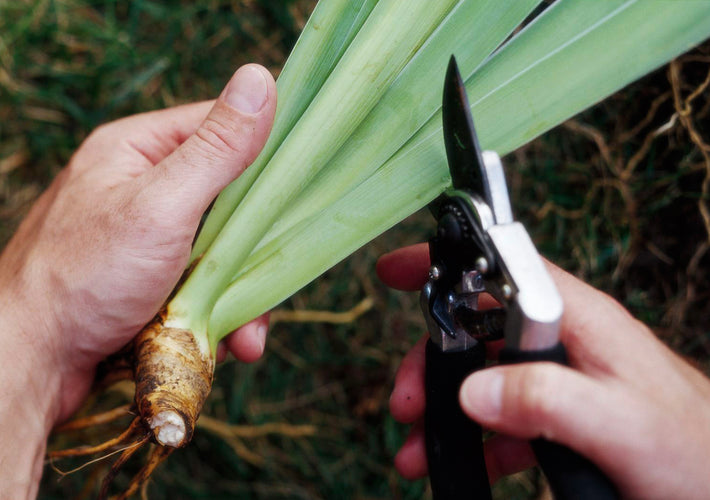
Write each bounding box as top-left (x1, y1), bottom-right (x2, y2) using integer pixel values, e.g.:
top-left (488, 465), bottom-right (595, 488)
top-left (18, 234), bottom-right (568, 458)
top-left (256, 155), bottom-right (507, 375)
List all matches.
top-left (51, 414), bottom-right (174, 500)
top-left (97, 434), bottom-right (151, 500)
top-left (133, 312), bottom-right (214, 448)
top-left (48, 416), bottom-right (145, 460)
top-left (108, 445), bottom-right (174, 500)
top-left (54, 404), bottom-right (134, 433)
top-left (50, 310), bottom-right (215, 497)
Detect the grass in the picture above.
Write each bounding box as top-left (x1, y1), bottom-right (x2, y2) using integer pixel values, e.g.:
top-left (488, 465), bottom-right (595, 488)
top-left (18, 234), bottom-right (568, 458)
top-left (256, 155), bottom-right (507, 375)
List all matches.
top-left (1, 1), bottom-right (709, 498)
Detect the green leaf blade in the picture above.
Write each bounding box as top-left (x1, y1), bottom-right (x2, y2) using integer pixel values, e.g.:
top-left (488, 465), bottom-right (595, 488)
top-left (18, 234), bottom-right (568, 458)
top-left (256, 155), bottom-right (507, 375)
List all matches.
top-left (256, 0), bottom-right (543, 252)
top-left (190, 0), bottom-right (381, 260)
top-left (173, 0), bottom-right (461, 332)
top-left (207, 0), bottom-right (710, 336)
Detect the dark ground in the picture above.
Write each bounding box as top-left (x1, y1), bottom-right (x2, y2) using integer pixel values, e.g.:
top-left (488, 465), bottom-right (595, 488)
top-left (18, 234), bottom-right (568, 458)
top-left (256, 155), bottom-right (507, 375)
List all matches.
top-left (1, 1), bottom-right (709, 499)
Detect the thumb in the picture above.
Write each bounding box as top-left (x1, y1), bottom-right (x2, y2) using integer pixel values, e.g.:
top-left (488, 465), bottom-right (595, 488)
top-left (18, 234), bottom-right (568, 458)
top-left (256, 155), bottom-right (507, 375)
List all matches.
top-left (138, 64), bottom-right (277, 225)
top-left (459, 364), bottom-right (629, 473)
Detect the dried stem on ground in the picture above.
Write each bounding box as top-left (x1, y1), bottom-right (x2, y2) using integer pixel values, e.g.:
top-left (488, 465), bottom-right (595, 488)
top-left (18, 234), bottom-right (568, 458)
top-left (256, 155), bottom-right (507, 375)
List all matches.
top-left (270, 296), bottom-right (374, 325)
top-left (670, 60), bottom-right (710, 242)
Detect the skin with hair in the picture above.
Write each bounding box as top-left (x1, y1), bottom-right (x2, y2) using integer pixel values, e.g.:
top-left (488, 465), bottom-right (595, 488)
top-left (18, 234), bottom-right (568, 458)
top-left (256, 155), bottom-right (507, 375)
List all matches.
top-left (377, 243), bottom-right (710, 500)
top-left (0, 64), bottom-right (276, 499)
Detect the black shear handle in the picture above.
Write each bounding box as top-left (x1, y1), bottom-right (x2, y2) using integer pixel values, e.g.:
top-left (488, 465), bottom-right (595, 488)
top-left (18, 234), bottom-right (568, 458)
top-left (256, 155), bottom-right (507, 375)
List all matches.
top-left (425, 339), bottom-right (492, 500)
top-left (499, 343), bottom-right (619, 500)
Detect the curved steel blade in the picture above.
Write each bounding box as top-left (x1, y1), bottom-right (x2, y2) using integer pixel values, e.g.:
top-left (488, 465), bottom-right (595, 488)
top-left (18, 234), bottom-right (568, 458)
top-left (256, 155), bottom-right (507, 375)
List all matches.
top-left (442, 56), bottom-right (490, 199)
top-left (442, 56), bottom-right (513, 224)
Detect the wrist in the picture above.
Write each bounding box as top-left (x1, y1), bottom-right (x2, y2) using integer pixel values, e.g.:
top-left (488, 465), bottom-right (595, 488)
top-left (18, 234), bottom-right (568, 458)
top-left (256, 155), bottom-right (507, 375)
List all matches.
top-left (0, 288), bottom-right (62, 498)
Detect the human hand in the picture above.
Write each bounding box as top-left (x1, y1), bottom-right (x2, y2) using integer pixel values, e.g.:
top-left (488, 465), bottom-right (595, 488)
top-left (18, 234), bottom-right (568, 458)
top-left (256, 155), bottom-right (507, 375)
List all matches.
top-left (377, 243), bottom-right (710, 500)
top-left (0, 64), bottom-right (276, 497)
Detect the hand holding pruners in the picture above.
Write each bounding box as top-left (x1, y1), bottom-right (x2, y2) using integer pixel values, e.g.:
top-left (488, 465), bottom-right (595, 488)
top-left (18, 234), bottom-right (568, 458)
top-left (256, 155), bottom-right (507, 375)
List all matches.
top-left (421, 57), bottom-right (619, 500)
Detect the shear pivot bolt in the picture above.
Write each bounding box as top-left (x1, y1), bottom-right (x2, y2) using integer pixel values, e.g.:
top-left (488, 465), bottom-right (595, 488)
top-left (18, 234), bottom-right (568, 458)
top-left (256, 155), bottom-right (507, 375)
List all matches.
top-left (502, 284), bottom-right (513, 300)
top-left (475, 257), bottom-right (489, 274)
top-left (429, 266), bottom-right (442, 280)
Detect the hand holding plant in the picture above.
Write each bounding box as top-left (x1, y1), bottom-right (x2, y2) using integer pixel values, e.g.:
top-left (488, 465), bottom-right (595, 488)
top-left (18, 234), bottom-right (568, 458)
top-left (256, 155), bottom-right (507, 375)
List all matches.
top-left (0, 64), bottom-right (276, 499)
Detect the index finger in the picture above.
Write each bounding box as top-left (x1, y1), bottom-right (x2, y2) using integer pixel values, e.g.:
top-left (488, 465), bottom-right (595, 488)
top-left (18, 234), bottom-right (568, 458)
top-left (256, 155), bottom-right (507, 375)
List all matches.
top-left (376, 243), bottom-right (430, 291)
top-left (75, 101), bottom-right (216, 170)
top-left (376, 244), bottom-right (649, 375)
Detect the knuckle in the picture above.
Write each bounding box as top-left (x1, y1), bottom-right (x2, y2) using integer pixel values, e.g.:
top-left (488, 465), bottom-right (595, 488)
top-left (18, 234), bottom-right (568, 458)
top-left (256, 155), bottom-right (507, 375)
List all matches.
top-left (195, 115), bottom-right (249, 161)
top-left (83, 121), bottom-right (116, 148)
top-left (66, 122), bottom-right (121, 176)
top-left (511, 365), bottom-right (558, 423)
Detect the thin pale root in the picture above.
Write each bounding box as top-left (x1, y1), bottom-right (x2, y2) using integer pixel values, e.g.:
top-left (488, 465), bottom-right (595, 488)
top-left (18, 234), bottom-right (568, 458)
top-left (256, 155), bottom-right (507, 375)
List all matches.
top-left (111, 445), bottom-right (174, 500)
top-left (55, 404), bottom-right (134, 433)
top-left (49, 417), bottom-right (144, 460)
top-left (97, 434), bottom-right (151, 500)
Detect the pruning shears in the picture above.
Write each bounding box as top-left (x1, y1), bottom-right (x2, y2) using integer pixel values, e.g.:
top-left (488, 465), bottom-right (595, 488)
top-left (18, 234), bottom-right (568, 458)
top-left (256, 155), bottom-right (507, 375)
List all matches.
top-left (420, 57), bottom-right (619, 500)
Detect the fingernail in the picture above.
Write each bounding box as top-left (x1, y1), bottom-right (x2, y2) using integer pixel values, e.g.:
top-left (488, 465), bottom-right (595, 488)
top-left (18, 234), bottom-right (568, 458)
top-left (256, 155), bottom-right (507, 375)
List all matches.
top-left (256, 323), bottom-right (267, 353)
top-left (460, 370), bottom-right (504, 420)
top-left (224, 65), bottom-right (268, 113)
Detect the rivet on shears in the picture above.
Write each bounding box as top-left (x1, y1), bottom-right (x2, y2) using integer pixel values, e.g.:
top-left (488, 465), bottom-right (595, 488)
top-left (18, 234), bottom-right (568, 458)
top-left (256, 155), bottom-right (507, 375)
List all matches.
top-left (475, 257), bottom-right (489, 274)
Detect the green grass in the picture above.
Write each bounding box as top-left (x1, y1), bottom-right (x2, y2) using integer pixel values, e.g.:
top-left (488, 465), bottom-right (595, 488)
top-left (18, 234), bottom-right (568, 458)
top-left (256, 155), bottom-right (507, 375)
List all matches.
top-left (2, 1), bottom-right (709, 498)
